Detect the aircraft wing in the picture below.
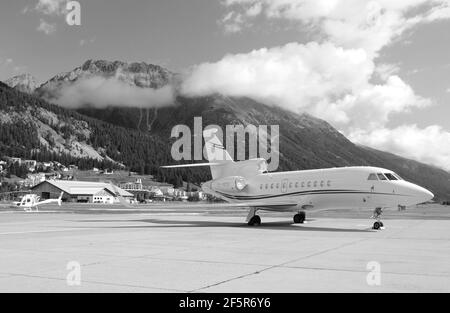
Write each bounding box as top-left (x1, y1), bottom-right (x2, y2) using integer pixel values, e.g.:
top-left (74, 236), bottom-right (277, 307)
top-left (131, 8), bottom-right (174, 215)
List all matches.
top-left (107, 180), bottom-right (310, 212)
top-left (119, 201), bottom-right (302, 211)
top-left (217, 202), bottom-right (298, 211)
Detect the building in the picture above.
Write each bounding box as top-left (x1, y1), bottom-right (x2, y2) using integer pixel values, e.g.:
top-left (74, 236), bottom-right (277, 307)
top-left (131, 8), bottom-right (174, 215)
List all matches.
top-left (31, 180), bottom-right (134, 204)
top-left (7, 157), bottom-right (22, 165)
top-left (25, 173), bottom-right (46, 187)
top-left (119, 179), bottom-right (144, 191)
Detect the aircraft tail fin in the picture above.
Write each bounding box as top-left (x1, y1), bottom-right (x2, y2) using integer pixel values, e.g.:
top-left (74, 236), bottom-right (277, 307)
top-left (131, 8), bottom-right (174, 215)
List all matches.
top-left (161, 128), bottom-right (234, 180)
top-left (203, 128), bottom-right (233, 163)
top-left (203, 128), bottom-right (234, 180)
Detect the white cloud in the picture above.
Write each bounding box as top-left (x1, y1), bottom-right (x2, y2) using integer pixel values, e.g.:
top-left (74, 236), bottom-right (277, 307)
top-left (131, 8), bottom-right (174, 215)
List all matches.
top-left (220, 12), bottom-right (247, 33)
top-left (375, 63), bottom-right (400, 81)
top-left (181, 41), bottom-right (427, 128)
top-left (35, 0), bottom-right (67, 16)
top-left (189, 0), bottom-right (450, 170)
top-left (180, 37), bottom-right (450, 168)
top-left (221, 0), bottom-right (450, 54)
top-left (246, 2), bottom-right (262, 16)
top-left (37, 19), bottom-right (56, 35)
top-left (53, 77), bottom-right (175, 109)
top-left (349, 125), bottom-right (450, 171)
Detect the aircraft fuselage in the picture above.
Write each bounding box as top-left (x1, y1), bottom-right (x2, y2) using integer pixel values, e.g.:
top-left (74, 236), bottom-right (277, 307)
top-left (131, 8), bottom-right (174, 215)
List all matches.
top-left (207, 166), bottom-right (433, 211)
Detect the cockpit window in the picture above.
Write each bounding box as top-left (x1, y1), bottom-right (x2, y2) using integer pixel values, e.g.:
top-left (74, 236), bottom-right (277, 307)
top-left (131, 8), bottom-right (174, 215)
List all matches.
top-left (384, 173), bottom-right (398, 180)
top-left (393, 173), bottom-right (403, 180)
top-left (367, 173), bottom-right (378, 180)
top-left (377, 173), bottom-right (387, 180)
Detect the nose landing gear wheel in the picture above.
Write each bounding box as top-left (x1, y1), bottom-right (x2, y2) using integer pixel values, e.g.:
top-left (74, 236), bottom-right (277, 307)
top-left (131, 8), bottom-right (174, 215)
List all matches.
top-left (371, 207), bottom-right (384, 230)
top-left (248, 215), bottom-right (261, 226)
top-left (293, 212), bottom-right (306, 224)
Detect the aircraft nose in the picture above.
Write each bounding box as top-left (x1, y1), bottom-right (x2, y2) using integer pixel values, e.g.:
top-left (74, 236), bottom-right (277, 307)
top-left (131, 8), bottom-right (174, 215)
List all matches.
top-left (423, 188), bottom-right (434, 201)
top-left (413, 185), bottom-right (434, 203)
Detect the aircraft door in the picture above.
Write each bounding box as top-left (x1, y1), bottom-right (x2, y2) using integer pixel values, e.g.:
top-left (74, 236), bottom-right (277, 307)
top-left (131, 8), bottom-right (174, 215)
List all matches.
top-left (281, 179), bottom-right (288, 193)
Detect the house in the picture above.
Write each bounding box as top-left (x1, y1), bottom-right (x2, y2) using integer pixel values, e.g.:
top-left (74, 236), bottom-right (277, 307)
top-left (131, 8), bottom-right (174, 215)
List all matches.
top-left (31, 180), bottom-right (134, 204)
top-left (8, 157), bottom-right (22, 165)
top-left (25, 173), bottom-right (46, 187)
top-left (24, 160), bottom-right (37, 168)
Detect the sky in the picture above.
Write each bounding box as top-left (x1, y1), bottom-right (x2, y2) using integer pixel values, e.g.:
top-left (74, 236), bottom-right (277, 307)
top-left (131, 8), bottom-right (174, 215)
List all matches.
top-left (0, 0), bottom-right (449, 170)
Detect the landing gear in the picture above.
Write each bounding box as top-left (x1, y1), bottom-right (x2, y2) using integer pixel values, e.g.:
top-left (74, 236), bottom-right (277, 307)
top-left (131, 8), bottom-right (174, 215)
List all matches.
top-left (246, 208), bottom-right (261, 226)
top-left (248, 215), bottom-right (261, 226)
top-left (373, 221), bottom-right (384, 230)
top-left (371, 207), bottom-right (384, 230)
top-left (293, 211), bottom-right (306, 224)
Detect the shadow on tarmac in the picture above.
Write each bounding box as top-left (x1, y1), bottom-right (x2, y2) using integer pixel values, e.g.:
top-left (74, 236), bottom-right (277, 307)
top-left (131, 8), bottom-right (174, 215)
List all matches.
top-left (73, 218), bottom-right (373, 233)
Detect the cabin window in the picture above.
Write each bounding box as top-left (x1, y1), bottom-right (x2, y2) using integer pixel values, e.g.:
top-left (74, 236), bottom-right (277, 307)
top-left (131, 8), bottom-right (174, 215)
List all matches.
top-left (289, 182), bottom-right (292, 188)
top-left (260, 184), bottom-right (263, 190)
top-left (301, 182), bottom-right (305, 188)
top-left (307, 181), bottom-right (311, 188)
top-left (384, 173), bottom-right (398, 181)
top-left (320, 180), bottom-right (324, 187)
top-left (313, 181), bottom-right (317, 187)
top-left (276, 183), bottom-right (279, 189)
top-left (270, 183), bottom-right (274, 189)
top-left (367, 173), bottom-right (378, 180)
top-left (265, 184), bottom-right (268, 189)
top-left (327, 180), bottom-right (331, 187)
top-left (377, 173), bottom-right (387, 180)
top-left (295, 182), bottom-right (298, 188)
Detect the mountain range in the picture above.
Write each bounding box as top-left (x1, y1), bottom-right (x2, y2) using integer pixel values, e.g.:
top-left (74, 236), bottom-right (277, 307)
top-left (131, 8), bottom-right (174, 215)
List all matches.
top-left (2, 60), bottom-right (450, 200)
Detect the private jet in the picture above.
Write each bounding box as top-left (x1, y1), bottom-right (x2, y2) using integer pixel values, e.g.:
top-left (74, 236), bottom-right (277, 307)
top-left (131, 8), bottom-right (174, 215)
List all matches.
top-left (12, 192), bottom-right (63, 212)
top-left (162, 128), bottom-right (434, 230)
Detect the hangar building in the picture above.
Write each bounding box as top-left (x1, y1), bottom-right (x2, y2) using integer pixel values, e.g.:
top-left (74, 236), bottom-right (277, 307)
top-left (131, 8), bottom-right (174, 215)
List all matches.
top-left (31, 180), bottom-right (134, 204)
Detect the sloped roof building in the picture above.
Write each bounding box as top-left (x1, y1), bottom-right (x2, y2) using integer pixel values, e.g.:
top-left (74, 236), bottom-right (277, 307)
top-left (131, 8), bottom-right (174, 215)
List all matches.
top-left (31, 180), bottom-right (134, 203)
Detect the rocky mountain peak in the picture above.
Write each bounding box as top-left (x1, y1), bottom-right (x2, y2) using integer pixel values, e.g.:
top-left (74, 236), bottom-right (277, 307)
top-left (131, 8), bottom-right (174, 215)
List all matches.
top-left (36, 59), bottom-right (175, 101)
top-left (5, 73), bottom-right (40, 94)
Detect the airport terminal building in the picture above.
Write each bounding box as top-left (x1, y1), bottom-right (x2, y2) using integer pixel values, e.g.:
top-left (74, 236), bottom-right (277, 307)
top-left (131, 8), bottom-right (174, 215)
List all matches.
top-left (31, 180), bottom-right (134, 204)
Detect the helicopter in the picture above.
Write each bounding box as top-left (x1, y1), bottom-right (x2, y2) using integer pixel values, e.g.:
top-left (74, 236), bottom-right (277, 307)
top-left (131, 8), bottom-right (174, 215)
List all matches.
top-left (11, 192), bottom-right (63, 212)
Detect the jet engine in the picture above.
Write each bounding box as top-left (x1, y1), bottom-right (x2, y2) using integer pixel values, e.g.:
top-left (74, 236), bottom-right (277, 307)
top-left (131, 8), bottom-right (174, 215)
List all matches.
top-left (210, 176), bottom-right (247, 193)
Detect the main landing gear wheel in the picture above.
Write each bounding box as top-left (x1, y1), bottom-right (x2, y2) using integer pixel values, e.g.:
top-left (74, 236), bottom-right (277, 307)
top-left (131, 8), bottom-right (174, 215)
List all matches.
top-left (373, 221), bottom-right (383, 230)
top-left (248, 215), bottom-right (261, 226)
top-left (293, 212), bottom-right (306, 224)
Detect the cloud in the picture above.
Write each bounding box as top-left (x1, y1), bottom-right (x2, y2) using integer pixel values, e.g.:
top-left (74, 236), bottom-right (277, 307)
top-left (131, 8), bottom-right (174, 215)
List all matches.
top-left (220, 12), bottom-right (247, 33)
top-left (180, 38), bottom-right (448, 169)
top-left (37, 19), bottom-right (56, 35)
top-left (221, 0), bottom-right (450, 54)
top-left (180, 0), bottom-right (450, 170)
top-left (181, 42), bottom-right (428, 127)
top-left (53, 77), bottom-right (175, 109)
top-left (349, 125), bottom-right (450, 171)
top-left (35, 0), bottom-right (68, 16)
